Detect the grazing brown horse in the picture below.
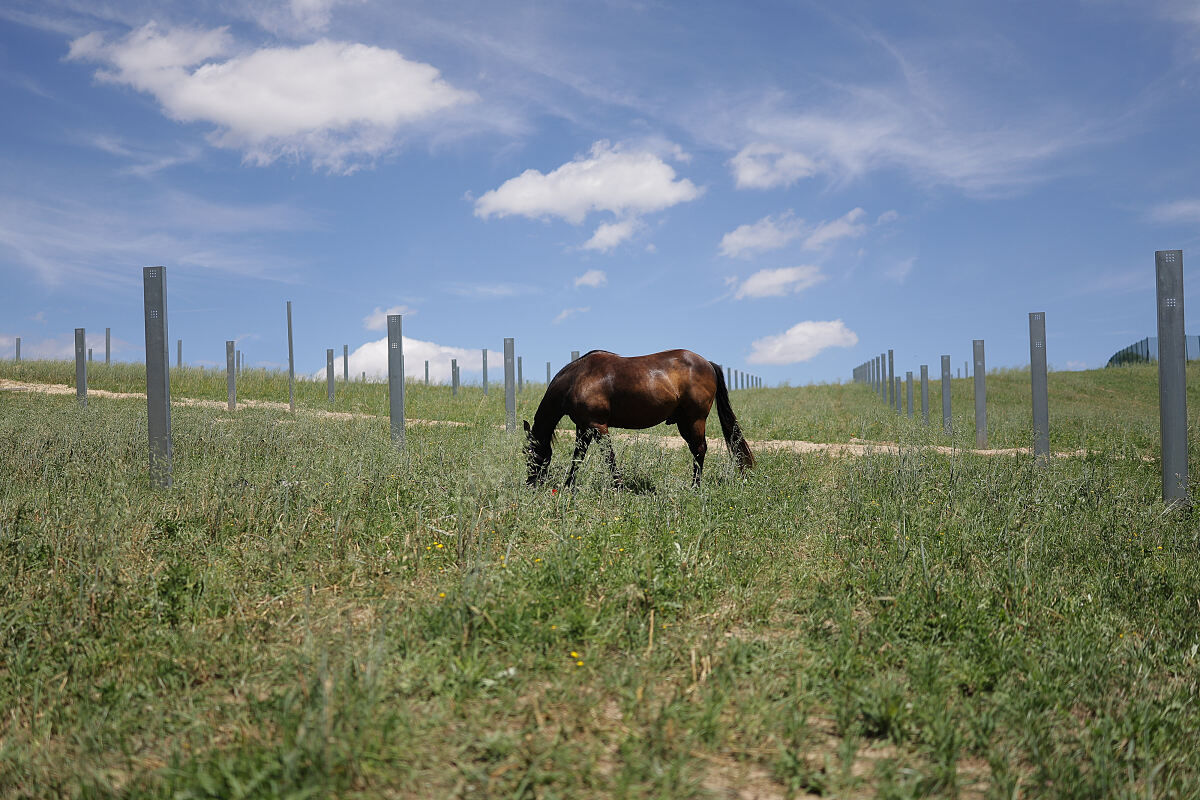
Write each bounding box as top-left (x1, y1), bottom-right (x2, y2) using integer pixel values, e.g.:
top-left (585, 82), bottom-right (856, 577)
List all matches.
top-left (523, 349), bottom-right (754, 488)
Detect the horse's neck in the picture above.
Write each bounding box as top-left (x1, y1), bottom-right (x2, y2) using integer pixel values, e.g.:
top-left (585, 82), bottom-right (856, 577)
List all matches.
top-left (531, 386), bottom-right (565, 442)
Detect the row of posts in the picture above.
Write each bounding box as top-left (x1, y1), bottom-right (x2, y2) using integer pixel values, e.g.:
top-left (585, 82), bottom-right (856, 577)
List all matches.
top-left (849, 250), bottom-right (1188, 506)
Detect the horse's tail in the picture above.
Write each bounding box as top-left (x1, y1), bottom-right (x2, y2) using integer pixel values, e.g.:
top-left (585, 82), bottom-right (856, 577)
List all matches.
top-left (709, 361), bottom-right (754, 470)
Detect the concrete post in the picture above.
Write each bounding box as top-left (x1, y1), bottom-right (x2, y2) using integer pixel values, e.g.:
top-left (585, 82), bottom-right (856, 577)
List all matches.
top-left (387, 314), bottom-right (405, 450)
top-left (973, 340), bottom-right (986, 448)
top-left (1029, 312), bottom-right (1049, 462)
top-left (226, 341), bottom-right (236, 411)
top-left (505, 338), bottom-right (516, 433)
top-left (451, 359), bottom-right (458, 396)
top-left (343, 344), bottom-right (349, 382)
top-left (74, 328), bottom-right (86, 407)
top-left (143, 267), bottom-right (172, 488)
top-left (326, 349), bottom-right (335, 404)
top-left (906, 371), bottom-right (914, 419)
top-left (105, 327), bottom-right (111, 364)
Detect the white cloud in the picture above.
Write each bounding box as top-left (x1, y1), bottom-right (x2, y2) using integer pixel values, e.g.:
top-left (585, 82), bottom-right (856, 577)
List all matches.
top-left (323, 336), bottom-right (499, 384)
top-left (68, 23), bottom-right (476, 172)
top-left (447, 282), bottom-right (537, 298)
top-left (1065, 360), bottom-right (1087, 371)
top-left (1149, 199), bottom-right (1200, 224)
top-left (747, 319), bottom-right (858, 365)
top-left (582, 219), bottom-right (640, 251)
top-left (734, 265), bottom-right (825, 299)
top-left (474, 140), bottom-right (701, 249)
top-left (730, 143), bottom-right (821, 189)
top-left (363, 305), bottom-right (416, 331)
top-left (804, 208), bottom-right (867, 250)
top-left (718, 212), bottom-right (803, 258)
top-left (876, 209), bottom-right (899, 224)
top-left (553, 306), bottom-right (589, 324)
top-left (885, 256), bottom-right (915, 283)
top-left (252, 0), bottom-right (359, 35)
top-left (574, 269), bottom-right (607, 288)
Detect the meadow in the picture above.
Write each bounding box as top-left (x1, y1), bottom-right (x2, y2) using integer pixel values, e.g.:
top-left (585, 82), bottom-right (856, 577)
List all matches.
top-left (1, 360), bottom-right (1198, 798)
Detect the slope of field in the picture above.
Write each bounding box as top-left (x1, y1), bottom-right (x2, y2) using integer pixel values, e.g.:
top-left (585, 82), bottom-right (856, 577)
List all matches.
top-left (1, 362), bottom-right (1198, 798)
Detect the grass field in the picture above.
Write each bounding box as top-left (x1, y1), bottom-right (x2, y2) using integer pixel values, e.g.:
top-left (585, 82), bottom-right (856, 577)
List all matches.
top-left (1, 360), bottom-right (1199, 798)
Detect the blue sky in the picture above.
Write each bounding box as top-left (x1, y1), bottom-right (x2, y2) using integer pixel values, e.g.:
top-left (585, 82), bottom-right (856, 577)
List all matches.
top-left (3, 0), bottom-right (1200, 385)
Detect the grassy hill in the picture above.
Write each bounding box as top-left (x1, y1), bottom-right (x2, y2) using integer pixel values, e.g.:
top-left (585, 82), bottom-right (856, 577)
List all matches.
top-left (1, 361), bottom-right (1198, 797)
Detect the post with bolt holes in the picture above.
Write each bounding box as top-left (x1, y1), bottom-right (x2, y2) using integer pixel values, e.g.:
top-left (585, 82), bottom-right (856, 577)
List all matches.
top-left (973, 340), bottom-right (987, 448)
top-left (505, 338), bottom-right (516, 433)
top-left (226, 341), bottom-right (236, 411)
top-left (105, 327), bottom-right (111, 364)
top-left (387, 314), bottom-right (405, 451)
top-left (143, 266), bottom-right (172, 488)
top-left (286, 301), bottom-right (295, 413)
top-left (941, 355), bottom-right (952, 434)
top-left (920, 365), bottom-right (929, 424)
top-left (906, 371), bottom-right (913, 419)
top-left (1029, 312), bottom-right (1050, 463)
top-left (451, 359), bottom-right (458, 396)
top-left (75, 328), bottom-right (86, 407)
top-left (326, 349), bottom-right (334, 404)
top-left (482, 348), bottom-right (488, 395)
top-left (1156, 250), bottom-right (1189, 505)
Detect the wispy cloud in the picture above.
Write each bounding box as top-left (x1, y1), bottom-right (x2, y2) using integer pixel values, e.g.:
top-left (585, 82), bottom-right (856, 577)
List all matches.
top-left (884, 256), bottom-right (915, 283)
top-left (447, 282), bottom-right (538, 298)
top-left (803, 208), bottom-right (867, 250)
top-left (747, 319), bottom-right (858, 365)
top-left (718, 212), bottom-right (804, 258)
top-left (1148, 199), bottom-right (1200, 224)
top-left (574, 269), bottom-right (607, 288)
top-left (729, 143), bottom-right (822, 189)
top-left (553, 306), bottom-right (589, 324)
top-left (734, 266), bottom-right (825, 299)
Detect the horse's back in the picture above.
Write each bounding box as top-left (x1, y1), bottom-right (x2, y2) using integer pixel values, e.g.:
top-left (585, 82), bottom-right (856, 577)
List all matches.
top-left (563, 349), bottom-right (716, 429)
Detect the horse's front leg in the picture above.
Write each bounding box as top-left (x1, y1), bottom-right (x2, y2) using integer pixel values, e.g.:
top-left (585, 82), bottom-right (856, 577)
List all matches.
top-left (564, 427), bottom-right (598, 487)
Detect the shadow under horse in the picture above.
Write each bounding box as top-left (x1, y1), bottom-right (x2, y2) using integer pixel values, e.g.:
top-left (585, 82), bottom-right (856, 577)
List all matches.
top-left (523, 349), bottom-right (755, 488)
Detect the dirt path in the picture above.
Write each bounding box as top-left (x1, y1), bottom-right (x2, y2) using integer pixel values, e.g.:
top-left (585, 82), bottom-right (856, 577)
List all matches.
top-left (0, 378), bottom-right (1091, 459)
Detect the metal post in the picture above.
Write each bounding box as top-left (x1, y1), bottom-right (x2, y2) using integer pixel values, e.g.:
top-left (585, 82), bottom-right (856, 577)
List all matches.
top-left (105, 327), bottom-right (111, 364)
top-left (226, 341), bottom-right (236, 411)
top-left (387, 314), bottom-right (405, 450)
top-left (906, 371), bottom-right (913, 419)
top-left (571, 350), bottom-right (579, 362)
top-left (518, 355), bottom-right (524, 393)
top-left (14, 337), bottom-right (19, 361)
top-left (326, 348), bottom-right (335, 404)
top-left (74, 328), bottom-right (86, 407)
top-left (451, 359), bottom-right (458, 396)
top-left (286, 301), bottom-right (295, 413)
top-left (177, 339), bottom-right (182, 368)
top-left (424, 360), bottom-right (429, 385)
top-left (941, 355), bottom-right (952, 435)
top-left (482, 348), bottom-right (488, 395)
top-left (887, 350), bottom-right (895, 407)
top-left (362, 371), bottom-right (366, 382)
top-left (88, 348), bottom-right (92, 362)
top-left (1156, 250), bottom-right (1189, 504)
top-left (973, 340), bottom-right (987, 448)
top-left (236, 349), bottom-right (241, 377)
top-left (894, 377), bottom-right (901, 412)
top-left (143, 267), bottom-right (172, 488)
top-left (1029, 312), bottom-right (1050, 462)
top-left (343, 344), bottom-right (349, 382)
top-left (920, 365), bottom-right (929, 424)
top-left (546, 361), bottom-right (552, 384)
top-left (505, 338), bottom-right (516, 433)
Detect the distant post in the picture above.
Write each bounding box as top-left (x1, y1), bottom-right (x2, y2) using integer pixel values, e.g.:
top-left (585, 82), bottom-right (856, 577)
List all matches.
top-left (887, 350), bottom-right (895, 407)
top-left (518, 355), bottom-right (524, 393)
top-left (571, 350), bottom-right (579, 362)
top-left (177, 339), bottom-right (182, 368)
top-left (973, 340), bottom-right (987, 448)
top-left (920, 365), bottom-right (929, 424)
top-left (226, 341), bottom-right (236, 411)
top-left (326, 349), bottom-right (334, 404)
top-left (894, 377), bottom-right (901, 413)
top-left (236, 349), bottom-right (241, 377)
top-left (14, 337), bottom-right (19, 361)
top-left (906, 371), bottom-right (913, 418)
top-left (286, 301), bottom-right (295, 413)
top-left (88, 348), bottom-right (92, 362)
top-left (504, 338), bottom-right (516, 433)
top-left (482, 348), bottom-right (488, 395)
top-left (424, 360), bottom-right (429, 386)
top-left (74, 328), bottom-right (86, 407)
top-left (143, 267), bottom-right (172, 488)
top-left (387, 314), bottom-right (405, 450)
top-left (941, 355), bottom-right (952, 434)
top-left (1029, 312), bottom-right (1050, 462)
top-left (546, 361), bottom-right (552, 383)
top-left (1156, 250), bottom-right (1189, 504)
top-left (105, 327), bottom-right (111, 364)
top-left (451, 359), bottom-right (459, 396)
top-left (343, 344), bottom-right (349, 382)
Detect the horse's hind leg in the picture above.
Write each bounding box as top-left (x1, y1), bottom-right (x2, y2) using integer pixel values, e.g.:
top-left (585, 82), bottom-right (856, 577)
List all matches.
top-left (603, 434), bottom-right (624, 488)
top-left (678, 417), bottom-right (708, 488)
top-left (564, 427), bottom-right (598, 487)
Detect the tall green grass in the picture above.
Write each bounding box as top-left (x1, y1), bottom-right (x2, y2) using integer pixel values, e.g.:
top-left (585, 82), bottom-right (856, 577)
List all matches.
top-left (1, 364), bottom-right (1198, 797)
